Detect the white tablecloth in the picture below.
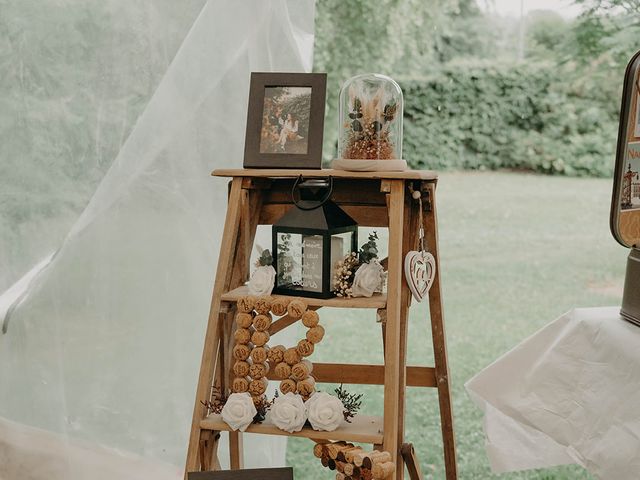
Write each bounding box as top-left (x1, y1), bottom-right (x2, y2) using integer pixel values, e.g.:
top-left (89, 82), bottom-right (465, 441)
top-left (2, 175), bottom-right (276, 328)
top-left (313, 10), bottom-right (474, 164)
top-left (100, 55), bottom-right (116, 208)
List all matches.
top-left (466, 307), bottom-right (640, 480)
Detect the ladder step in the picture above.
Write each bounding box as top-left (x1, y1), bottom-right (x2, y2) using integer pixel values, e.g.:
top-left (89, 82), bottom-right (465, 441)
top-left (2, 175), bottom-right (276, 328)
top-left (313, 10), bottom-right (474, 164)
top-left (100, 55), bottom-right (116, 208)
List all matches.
top-left (221, 286), bottom-right (387, 309)
top-left (200, 413), bottom-right (384, 444)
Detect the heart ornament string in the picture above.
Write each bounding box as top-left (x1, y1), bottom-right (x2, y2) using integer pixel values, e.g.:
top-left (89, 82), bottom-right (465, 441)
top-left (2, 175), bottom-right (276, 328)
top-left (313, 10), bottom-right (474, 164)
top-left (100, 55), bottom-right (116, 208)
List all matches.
top-left (404, 189), bottom-right (436, 302)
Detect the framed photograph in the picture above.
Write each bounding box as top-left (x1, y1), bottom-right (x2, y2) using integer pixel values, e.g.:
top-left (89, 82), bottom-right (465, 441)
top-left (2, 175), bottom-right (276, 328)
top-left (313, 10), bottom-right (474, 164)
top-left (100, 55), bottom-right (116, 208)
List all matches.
top-left (243, 72), bottom-right (326, 169)
top-left (187, 467), bottom-right (293, 480)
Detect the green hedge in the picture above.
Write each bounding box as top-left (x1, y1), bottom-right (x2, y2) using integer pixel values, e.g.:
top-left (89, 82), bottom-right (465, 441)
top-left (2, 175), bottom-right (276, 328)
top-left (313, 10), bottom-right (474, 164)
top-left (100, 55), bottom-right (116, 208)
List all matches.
top-left (401, 63), bottom-right (619, 176)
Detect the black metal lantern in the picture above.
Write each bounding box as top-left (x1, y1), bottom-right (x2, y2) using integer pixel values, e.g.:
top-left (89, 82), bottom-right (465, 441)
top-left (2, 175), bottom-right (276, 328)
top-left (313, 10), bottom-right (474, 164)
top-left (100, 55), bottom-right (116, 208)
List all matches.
top-left (272, 177), bottom-right (358, 299)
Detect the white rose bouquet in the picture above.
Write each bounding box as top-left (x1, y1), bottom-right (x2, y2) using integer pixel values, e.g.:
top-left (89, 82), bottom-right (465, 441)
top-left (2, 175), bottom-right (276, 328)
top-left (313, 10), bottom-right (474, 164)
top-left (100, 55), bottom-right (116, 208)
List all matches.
top-left (305, 391), bottom-right (345, 432)
top-left (352, 260), bottom-right (385, 297)
top-left (268, 392), bottom-right (308, 433)
top-left (221, 392), bottom-right (257, 432)
top-left (248, 246), bottom-right (275, 296)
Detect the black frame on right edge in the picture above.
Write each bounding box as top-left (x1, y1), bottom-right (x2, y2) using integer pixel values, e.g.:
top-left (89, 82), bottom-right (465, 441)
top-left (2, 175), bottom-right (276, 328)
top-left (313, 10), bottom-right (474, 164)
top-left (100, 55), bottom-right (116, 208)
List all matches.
top-left (611, 49), bottom-right (640, 248)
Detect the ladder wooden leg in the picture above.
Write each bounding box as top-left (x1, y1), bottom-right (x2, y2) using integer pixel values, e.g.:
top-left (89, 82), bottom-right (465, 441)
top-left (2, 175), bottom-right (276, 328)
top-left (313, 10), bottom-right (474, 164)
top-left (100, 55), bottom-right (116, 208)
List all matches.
top-left (185, 178), bottom-right (245, 476)
top-left (383, 179), bottom-right (406, 480)
top-left (401, 443), bottom-right (424, 480)
top-left (199, 431), bottom-right (221, 471)
top-left (424, 183), bottom-right (458, 479)
top-left (395, 188), bottom-right (420, 480)
top-left (229, 431), bottom-right (244, 469)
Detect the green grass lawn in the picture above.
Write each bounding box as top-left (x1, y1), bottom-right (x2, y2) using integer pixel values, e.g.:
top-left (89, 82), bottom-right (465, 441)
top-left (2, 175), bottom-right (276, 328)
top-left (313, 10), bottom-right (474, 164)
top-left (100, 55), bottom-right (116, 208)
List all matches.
top-left (285, 172), bottom-right (627, 479)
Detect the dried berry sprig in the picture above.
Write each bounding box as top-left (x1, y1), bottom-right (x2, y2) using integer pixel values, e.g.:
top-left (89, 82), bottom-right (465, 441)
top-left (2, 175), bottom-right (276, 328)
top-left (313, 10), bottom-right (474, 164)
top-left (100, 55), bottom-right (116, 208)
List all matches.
top-left (333, 252), bottom-right (360, 297)
top-left (334, 384), bottom-right (363, 423)
top-left (253, 392), bottom-right (277, 423)
top-left (200, 385), bottom-right (228, 415)
top-left (256, 248), bottom-right (273, 267)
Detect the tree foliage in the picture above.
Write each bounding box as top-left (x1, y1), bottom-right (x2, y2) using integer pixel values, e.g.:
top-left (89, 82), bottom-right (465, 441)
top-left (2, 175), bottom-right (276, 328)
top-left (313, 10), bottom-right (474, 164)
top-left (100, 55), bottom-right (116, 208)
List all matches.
top-left (402, 62), bottom-right (616, 176)
top-left (314, 0), bottom-right (639, 176)
top-left (313, 0), bottom-right (487, 160)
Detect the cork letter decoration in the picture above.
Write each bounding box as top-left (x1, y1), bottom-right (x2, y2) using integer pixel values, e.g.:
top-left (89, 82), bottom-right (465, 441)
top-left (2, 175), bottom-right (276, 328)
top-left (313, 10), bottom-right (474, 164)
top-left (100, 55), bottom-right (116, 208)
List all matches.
top-left (231, 295), bottom-right (325, 403)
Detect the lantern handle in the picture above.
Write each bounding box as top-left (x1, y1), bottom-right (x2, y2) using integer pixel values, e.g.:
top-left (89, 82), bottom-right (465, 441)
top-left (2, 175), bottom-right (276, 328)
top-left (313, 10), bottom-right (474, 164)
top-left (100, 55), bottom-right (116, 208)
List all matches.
top-left (291, 175), bottom-right (334, 210)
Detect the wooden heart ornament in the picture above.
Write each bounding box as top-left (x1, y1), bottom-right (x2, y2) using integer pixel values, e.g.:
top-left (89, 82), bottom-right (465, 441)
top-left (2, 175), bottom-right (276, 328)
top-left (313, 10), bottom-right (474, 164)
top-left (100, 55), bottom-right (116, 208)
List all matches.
top-left (404, 250), bottom-right (436, 302)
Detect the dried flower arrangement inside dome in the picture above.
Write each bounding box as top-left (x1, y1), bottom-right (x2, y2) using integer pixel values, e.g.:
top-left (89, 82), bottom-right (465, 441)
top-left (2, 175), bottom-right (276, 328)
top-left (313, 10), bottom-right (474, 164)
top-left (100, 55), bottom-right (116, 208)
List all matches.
top-left (332, 73), bottom-right (406, 172)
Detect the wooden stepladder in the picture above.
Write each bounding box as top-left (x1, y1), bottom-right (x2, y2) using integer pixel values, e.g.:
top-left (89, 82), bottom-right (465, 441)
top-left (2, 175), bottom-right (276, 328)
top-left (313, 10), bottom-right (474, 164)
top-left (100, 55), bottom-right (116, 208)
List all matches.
top-left (184, 169), bottom-right (457, 480)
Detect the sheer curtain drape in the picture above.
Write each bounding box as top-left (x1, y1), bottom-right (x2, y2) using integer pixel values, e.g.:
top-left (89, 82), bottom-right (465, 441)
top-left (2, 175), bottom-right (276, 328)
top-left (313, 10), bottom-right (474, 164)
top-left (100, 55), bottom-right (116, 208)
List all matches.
top-left (0, 1), bottom-right (315, 478)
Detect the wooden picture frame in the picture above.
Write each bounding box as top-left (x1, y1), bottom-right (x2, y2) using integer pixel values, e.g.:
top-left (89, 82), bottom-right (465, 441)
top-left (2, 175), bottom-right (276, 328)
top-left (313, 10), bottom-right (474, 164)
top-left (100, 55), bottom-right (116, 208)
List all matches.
top-left (187, 467), bottom-right (293, 480)
top-left (243, 72), bottom-right (326, 169)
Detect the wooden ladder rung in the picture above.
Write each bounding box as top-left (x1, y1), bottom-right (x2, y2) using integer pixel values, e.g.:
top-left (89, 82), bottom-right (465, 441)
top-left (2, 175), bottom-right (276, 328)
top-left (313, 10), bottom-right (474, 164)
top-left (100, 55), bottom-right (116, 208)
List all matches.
top-left (266, 363), bottom-right (436, 388)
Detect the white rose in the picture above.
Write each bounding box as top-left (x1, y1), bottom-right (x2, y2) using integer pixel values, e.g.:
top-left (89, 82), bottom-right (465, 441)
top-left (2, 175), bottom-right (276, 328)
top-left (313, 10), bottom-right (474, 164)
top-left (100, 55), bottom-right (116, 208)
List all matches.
top-left (221, 392), bottom-right (257, 432)
top-left (248, 265), bottom-right (276, 296)
top-left (268, 392), bottom-right (307, 433)
top-left (352, 260), bottom-right (385, 297)
top-left (305, 391), bottom-right (344, 432)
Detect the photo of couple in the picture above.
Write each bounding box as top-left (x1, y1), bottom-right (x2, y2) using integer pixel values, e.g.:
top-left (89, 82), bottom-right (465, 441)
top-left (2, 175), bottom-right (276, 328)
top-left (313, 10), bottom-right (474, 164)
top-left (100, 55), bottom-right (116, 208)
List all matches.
top-left (259, 86), bottom-right (311, 154)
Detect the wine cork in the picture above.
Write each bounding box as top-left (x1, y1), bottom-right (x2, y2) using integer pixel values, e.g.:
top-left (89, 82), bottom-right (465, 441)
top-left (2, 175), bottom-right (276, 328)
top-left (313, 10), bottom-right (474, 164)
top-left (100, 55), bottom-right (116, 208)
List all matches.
top-left (296, 338), bottom-right (315, 357)
top-left (251, 330), bottom-right (270, 347)
top-left (274, 362), bottom-right (292, 379)
top-left (363, 451), bottom-right (392, 469)
top-left (362, 469), bottom-right (374, 480)
top-left (237, 296), bottom-right (256, 313)
top-left (344, 447), bottom-right (364, 463)
top-left (321, 454), bottom-right (329, 468)
top-left (232, 344), bottom-right (251, 361)
top-left (279, 378), bottom-right (296, 394)
top-left (232, 360), bottom-right (250, 378)
top-left (296, 376), bottom-right (316, 397)
top-left (254, 296), bottom-right (272, 315)
top-left (235, 312), bottom-right (253, 328)
top-left (270, 297), bottom-right (290, 316)
top-left (328, 459), bottom-right (336, 471)
top-left (372, 461), bottom-right (395, 479)
top-left (252, 313), bottom-right (272, 332)
top-left (336, 445), bottom-right (357, 462)
top-left (336, 473), bottom-right (346, 480)
top-left (231, 377), bottom-right (249, 393)
top-left (284, 347), bottom-right (302, 366)
top-left (344, 462), bottom-right (358, 476)
top-left (313, 443), bottom-right (326, 458)
top-left (248, 377), bottom-right (268, 396)
top-left (301, 309), bottom-right (319, 327)
top-left (336, 461), bottom-right (347, 473)
top-left (250, 346), bottom-right (269, 364)
top-left (249, 362), bottom-right (269, 379)
top-left (353, 451), bottom-right (370, 467)
top-left (287, 298), bottom-right (307, 319)
top-left (326, 441), bottom-right (347, 460)
top-left (291, 359), bottom-right (313, 381)
top-left (234, 327), bottom-right (252, 344)
top-left (306, 325), bottom-right (325, 344)
top-left (267, 345), bottom-right (286, 364)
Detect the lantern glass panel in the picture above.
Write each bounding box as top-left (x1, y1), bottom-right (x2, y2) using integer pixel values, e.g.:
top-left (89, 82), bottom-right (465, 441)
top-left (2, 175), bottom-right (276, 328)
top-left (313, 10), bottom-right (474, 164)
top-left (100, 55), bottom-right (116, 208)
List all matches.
top-left (275, 232), bottom-right (330, 294)
top-left (275, 232), bottom-right (303, 290)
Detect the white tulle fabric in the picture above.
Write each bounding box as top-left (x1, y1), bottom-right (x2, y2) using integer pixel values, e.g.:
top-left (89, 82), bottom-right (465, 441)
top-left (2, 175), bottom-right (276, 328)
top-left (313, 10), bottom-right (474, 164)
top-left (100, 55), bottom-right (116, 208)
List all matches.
top-left (0, 1), bottom-right (314, 478)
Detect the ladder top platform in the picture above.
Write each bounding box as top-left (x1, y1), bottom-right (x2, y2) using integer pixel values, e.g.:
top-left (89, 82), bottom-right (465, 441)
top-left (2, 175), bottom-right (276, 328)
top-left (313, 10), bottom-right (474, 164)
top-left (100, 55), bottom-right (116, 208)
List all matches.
top-left (212, 168), bottom-right (438, 181)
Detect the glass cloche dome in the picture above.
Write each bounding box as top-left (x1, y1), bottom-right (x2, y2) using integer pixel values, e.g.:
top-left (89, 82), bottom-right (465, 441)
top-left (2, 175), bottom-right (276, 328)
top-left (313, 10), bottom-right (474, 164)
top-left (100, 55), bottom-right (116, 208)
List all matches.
top-left (333, 73), bottom-right (406, 171)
